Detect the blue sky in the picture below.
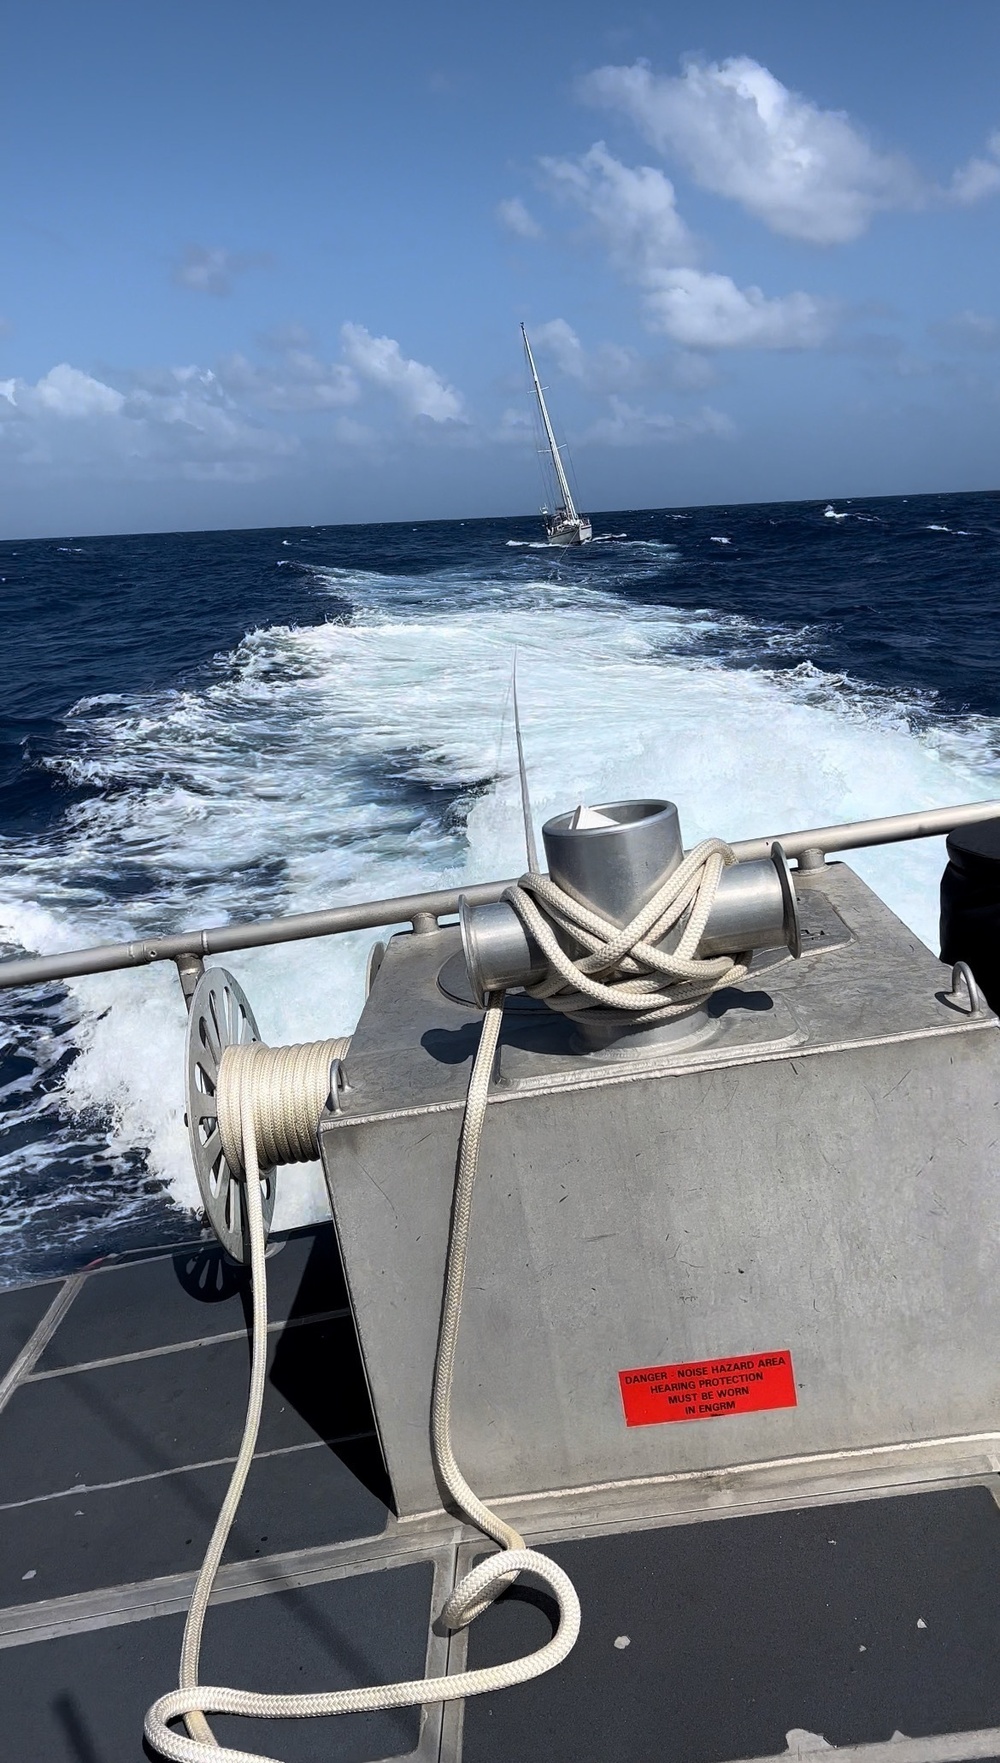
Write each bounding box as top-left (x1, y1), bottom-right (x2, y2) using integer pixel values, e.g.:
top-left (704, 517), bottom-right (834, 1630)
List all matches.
top-left (3, 0), bottom-right (1000, 536)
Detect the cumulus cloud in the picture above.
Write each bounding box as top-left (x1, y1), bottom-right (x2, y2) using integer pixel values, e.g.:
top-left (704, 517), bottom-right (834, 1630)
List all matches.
top-left (542, 142), bottom-right (693, 276)
top-left (0, 322), bottom-right (467, 489)
top-left (216, 348), bottom-right (359, 411)
top-left (529, 316), bottom-right (717, 391)
top-left (530, 317), bottom-right (639, 387)
top-left (581, 57), bottom-right (1000, 241)
top-left (583, 396), bottom-right (734, 447)
top-left (580, 57), bottom-right (923, 243)
top-left (644, 270), bottom-right (831, 349)
top-left (543, 143), bottom-right (832, 348)
top-left (8, 363), bottom-right (126, 418)
top-left (171, 244), bottom-right (272, 295)
top-left (531, 317), bottom-right (588, 378)
top-left (497, 196), bottom-right (543, 239)
top-left (0, 361), bottom-right (296, 482)
top-left (340, 323), bottom-right (463, 420)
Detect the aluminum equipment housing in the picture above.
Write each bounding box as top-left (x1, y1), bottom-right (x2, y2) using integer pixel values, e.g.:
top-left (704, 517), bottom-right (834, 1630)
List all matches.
top-left (318, 862), bottom-right (1000, 1519)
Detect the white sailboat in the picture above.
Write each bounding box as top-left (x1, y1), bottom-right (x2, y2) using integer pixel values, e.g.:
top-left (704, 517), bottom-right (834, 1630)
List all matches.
top-left (521, 323), bottom-right (592, 546)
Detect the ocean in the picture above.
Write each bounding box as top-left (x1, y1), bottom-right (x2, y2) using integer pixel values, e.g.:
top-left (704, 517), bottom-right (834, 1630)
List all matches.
top-left (1, 490), bottom-right (998, 1286)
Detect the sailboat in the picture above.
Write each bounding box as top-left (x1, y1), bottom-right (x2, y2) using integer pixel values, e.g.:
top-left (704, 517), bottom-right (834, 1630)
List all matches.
top-left (521, 322), bottom-right (592, 545)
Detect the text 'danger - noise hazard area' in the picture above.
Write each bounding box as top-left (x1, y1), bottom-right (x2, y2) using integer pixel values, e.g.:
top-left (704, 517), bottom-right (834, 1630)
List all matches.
top-left (618, 1350), bottom-right (797, 1427)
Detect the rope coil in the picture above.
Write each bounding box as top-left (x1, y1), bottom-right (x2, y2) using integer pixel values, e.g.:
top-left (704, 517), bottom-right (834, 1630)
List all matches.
top-left (217, 1038), bottom-right (350, 1172)
top-left (504, 837), bottom-right (751, 1021)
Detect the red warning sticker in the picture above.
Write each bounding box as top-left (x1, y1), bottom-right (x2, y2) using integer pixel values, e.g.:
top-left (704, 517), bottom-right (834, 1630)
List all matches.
top-left (618, 1349), bottom-right (797, 1428)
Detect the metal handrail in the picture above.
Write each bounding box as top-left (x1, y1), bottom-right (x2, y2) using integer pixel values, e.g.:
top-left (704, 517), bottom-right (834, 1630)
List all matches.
top-left (727, 799), bottom-right (1000, 863)
top-left (0, 798), bottom-right (997, 994)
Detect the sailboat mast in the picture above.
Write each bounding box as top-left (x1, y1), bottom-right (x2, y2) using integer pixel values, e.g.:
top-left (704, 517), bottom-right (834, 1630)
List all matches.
top-left (521, 324), bottom-right (578, 521)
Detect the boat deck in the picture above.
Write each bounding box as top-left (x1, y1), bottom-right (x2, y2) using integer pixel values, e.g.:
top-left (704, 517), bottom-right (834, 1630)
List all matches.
top-left (2, 1222), bottom-right (1000, 1762)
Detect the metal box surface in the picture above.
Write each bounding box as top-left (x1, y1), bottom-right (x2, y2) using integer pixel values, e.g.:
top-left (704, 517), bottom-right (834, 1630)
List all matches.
top-left (319, 864), bottom-right (1000, 1517)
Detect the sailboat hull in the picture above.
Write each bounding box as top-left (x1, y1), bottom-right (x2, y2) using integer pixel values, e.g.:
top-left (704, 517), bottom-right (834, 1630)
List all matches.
top-left (546, 515), bottom-right (592, 545)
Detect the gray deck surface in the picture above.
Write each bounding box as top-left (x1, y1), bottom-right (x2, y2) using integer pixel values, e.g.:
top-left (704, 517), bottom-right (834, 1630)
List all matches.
top-left (3, 1224), bottom-right (1000, 1763)
top-left (0, 1564), bottom-right (431, 1761)
top-left (0, 1227), bottom-right (390, 1615)
top-left (464, 1487), bottom-right (1000, 1763)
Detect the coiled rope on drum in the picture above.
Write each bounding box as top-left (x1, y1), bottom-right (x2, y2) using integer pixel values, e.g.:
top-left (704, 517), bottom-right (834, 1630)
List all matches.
top-left (217, 1038), bottom-right (351, 1172)
top-left (145, 999), bottom-right (581, 1763)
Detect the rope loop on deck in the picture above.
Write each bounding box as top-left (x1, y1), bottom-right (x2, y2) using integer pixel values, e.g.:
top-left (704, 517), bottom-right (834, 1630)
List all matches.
top-left (504, 836), bottom-right (750, 1021)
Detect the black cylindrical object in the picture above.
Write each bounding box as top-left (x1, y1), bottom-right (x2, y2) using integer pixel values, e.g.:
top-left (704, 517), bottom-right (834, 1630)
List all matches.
top-left (940, 818), bottom-right (1000, 1010)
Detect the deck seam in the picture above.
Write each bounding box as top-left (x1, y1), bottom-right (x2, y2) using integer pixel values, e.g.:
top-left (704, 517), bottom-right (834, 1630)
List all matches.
top-left (0, 1430), bottom-right (378, 1512)
top-left (26, 1304), bottom-right (350, 1381)
top-left (0, 1275), bottom-right (85, 1419)
top-left (0, 1530), bottom-right (458, 1647)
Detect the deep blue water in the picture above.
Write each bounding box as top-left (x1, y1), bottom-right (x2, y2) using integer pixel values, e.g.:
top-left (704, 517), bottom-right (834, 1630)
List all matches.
top-left (1, 490), bottom-right (998, 1284)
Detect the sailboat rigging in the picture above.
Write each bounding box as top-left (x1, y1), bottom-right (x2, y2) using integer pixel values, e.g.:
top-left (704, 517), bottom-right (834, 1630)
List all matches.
top-left (521, 323), bottom-right (592, 546)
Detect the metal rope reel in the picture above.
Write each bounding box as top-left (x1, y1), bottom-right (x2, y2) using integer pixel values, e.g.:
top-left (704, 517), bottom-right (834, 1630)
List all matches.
top-left (186, 967), bottom-right (276, 1264)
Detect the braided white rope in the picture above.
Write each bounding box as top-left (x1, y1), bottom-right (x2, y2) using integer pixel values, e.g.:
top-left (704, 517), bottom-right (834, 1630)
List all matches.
top-left (505, 837), bottom-right (750, 1022)
top-left (218, 1038), bottom-right (351, 1171)
top-left (145, 996), bottom-right (580, 1763)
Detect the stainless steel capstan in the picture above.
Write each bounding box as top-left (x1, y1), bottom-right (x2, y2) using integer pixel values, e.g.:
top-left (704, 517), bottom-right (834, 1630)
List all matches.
top-left (460, 797), bottom-right (799, 1052)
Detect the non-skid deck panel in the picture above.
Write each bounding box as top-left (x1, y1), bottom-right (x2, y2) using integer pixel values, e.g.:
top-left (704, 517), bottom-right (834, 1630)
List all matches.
top-left (0, 1312), bottom-right (374, 1506)
top-left (0, 1276), bottom-right (62, 1379)
top-left (464, 1486), bottom-right (1000, 1763)
top-left (1, 1560), bottom-right (433, 1763)
top-left (36, 1223), bottom-right (347, 1369)
top-left (0, 1436), bottom-right (389, 1607)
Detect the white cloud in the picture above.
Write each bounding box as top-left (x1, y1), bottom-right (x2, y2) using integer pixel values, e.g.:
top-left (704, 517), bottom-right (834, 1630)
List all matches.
top-left (542, 143), bottom-right (831, 349)
top-left (497, 197), bottom-right (543, 239)
top-left (0, 326), bottom-right (466, 490)
top-left (122, 370), bottom-right (295, 468)
top-left (530, 317), bottom-right (638, 387)
top-left (529, 316), bottom-right (718, 391)
top-left (542, 142), bottom-right (693, 276)
top-left (645, 269), bottom-right (832, 349)
top-left (0, 361), bottom-right (299, 482)
top-left (6, 363), bottom-right (126, 418)
top-left (949, 133), bottom-right (1000, 205)
top-left (340, 323), bottom-right (463, 420)
top-left (216, 349), bottom-right (360, 411)
top-left (583, 396), bottom-right (734, 447)
top-left (531, 317), bottom-right (589, 378)
top-left (581, 57), bottom-right (1000, 241)
top-left (580, 57), bottom-right (923, 243)
top-left (171, 244), bottom-right (271, 296)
